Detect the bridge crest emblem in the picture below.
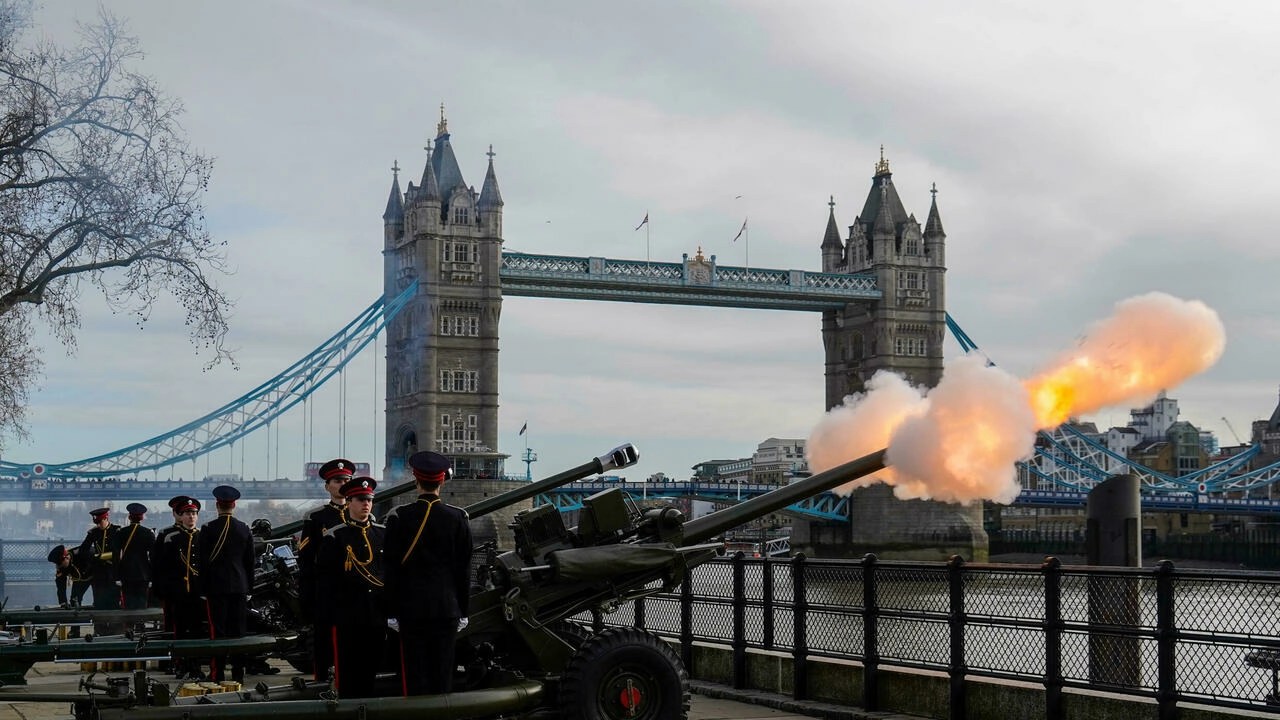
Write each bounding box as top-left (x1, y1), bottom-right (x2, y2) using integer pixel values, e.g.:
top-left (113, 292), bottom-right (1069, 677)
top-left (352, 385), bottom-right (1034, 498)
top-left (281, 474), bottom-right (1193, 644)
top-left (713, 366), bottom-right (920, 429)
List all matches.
top-left (685, 247), bottom-right (714, 285)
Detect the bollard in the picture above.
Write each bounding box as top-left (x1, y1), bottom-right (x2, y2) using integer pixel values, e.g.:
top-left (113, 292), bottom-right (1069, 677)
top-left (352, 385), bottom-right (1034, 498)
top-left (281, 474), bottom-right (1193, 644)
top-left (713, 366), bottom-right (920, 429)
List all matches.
top-left (1086, 473), bottom-right (1141, 688)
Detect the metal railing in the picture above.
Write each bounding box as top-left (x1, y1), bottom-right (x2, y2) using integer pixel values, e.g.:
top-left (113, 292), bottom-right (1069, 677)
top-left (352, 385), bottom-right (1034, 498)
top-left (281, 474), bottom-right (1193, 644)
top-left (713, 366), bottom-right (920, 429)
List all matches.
top-left (992, 528), bottom-right (1280, 569)
top-left (591, 554), bottom-right (1280, 719)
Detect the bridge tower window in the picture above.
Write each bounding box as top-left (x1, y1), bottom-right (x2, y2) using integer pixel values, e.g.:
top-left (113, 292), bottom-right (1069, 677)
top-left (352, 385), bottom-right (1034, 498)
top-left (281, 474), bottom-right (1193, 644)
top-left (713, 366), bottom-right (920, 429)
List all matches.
top-left (439, 369), bottom-right (479, 393)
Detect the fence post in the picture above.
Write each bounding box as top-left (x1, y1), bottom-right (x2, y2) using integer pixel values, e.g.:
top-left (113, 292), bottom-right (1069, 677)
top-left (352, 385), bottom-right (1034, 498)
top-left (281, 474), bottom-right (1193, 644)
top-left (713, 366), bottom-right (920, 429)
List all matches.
top-left (0, 538), bottom-right (6, 605)
top-left (947, 555), bottom-right (967, 720)
top-left (1155, 560), bottom-right (1178, 720)
top-left (791, 553), bottom-right (807, 700)
top-left (1042, 556), bottom-right (1064, 720)
top-left (862, 553), bottom-right (879, 711)
top-left (732, 551), bottom-right (747, 689)
top-left (680, 567), bottom-right (694, 672)
top-left (762, 556), bottom-right (775, 650)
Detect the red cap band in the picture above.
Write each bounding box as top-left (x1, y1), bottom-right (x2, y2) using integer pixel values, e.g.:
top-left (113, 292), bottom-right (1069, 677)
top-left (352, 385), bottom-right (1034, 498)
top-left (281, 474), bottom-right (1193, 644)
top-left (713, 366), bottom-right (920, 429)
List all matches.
top-left (412, 467), bottom-right (446, 483)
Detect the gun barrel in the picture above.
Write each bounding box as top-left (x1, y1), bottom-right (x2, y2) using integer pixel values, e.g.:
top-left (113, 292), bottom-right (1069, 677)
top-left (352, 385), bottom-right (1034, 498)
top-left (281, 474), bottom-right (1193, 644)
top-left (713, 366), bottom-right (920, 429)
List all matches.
top-left (681, 448), bottom-right (887, 546)
top-left (467, 443), bottom-right (639, 518)
top-left (269, 444), bottom-right (639, 539)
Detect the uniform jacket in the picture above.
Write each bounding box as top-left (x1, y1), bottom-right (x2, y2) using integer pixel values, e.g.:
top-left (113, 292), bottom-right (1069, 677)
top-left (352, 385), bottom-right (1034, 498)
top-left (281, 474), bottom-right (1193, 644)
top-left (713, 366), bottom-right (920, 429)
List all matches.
top-left (315, 518), bottom-right (386, 626)
top-left (297, 501), bottom-right (345, 617)
top-left (150, 525), bottom-right (202, 598)
top-left (196, 513), bottom-right (255, 595)
top-left (77, 524), bottom-right (120, 583)
top-left (110, 521), bottom-right (156, 586)
top-left (382, 495), bottom-right (472, 623)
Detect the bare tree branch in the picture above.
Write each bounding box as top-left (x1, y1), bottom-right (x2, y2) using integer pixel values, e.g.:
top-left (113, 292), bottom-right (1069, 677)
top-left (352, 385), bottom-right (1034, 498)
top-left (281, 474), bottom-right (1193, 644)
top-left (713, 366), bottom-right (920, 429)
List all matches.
top-left (0, 1), bottom-right (232, 449)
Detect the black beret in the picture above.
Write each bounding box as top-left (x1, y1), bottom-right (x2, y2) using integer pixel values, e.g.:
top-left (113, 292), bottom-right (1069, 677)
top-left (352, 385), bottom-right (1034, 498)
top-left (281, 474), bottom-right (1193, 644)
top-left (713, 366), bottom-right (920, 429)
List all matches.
top-left (212, 485), bottom-right (241, 503)
top-left (339, 476), bottom-right (377, 498)
top-left (318, 458), bottom-right (356, 481)
top-left (47, 545), bottom-right (67, 563)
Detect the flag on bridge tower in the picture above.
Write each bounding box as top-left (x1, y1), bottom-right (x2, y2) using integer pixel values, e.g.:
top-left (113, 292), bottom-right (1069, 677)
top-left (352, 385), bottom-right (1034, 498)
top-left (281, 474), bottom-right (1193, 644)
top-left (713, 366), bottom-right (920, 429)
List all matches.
top-left (634, 213), bottom-right (649, 231)
top-left (519, 421), bottom-right (527, 436)
top-left (732, 217), bottom-right (748, 242)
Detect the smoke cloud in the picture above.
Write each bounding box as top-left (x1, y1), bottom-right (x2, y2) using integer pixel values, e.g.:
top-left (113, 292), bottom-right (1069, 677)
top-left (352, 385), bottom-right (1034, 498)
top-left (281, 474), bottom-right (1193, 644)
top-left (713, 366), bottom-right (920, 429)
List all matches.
top-left (806, 292), bottom-right (1226, 505)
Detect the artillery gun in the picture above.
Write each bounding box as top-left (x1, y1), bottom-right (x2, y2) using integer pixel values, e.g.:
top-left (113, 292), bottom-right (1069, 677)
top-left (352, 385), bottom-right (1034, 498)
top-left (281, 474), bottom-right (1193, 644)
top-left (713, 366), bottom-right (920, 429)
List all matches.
top-left (18, 446), bottom-right (888, 720)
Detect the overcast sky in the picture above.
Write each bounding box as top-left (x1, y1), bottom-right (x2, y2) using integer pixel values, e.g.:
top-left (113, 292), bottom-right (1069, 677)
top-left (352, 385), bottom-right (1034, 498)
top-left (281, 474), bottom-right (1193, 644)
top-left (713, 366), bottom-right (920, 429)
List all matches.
top-left (8, 1), bottom-right (1280, 487)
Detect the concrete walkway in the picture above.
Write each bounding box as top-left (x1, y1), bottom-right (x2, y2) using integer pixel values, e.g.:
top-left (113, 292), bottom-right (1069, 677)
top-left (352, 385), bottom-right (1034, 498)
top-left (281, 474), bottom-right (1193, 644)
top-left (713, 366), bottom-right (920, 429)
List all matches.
top-left (0, 661), bottom-right (848, 720)
top-left (0, 693), bottom-right (829, 720)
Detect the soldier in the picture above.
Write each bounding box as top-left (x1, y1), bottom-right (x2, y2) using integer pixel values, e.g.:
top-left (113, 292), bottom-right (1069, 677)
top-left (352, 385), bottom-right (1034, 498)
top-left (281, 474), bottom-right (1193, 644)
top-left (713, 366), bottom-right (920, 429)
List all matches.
top-left (45, 544), bottom-right (90, 608)
top-left (110, 502), bottom-right (155, 609)
top-left (383, 452), bottom-right (472, 696)
top-left (76, 507), bottom-right (120, 610)
top-left (197, 485), bottom-right (255, 683)
top-left (316, 476), bottom-right (386, 698)
top-left (298, 458), bottom-right (352, 681)
top-left (150, 495), bottom-right (204, 679)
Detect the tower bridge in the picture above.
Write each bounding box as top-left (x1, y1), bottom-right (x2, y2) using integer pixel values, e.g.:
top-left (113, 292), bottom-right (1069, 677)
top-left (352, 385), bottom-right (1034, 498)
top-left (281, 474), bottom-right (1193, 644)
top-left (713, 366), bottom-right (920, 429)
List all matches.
top-left (6, 117), bottom-right (1280, 556)
top-left (381, 121), bottom-right (958, 559)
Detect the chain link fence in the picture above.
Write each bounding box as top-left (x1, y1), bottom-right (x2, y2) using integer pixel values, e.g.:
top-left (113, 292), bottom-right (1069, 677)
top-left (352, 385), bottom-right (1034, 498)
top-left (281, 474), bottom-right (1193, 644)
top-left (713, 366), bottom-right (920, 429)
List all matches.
top-left (587, 553), bottom-right (1280, 719)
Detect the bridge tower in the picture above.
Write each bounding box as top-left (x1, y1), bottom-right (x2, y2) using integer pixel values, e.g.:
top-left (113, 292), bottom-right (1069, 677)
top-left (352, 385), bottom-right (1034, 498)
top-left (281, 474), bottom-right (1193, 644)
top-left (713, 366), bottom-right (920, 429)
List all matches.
top-left (798, 149), bottom-right (988, 561)
top-left (380, 110), bottom-right (522, 544)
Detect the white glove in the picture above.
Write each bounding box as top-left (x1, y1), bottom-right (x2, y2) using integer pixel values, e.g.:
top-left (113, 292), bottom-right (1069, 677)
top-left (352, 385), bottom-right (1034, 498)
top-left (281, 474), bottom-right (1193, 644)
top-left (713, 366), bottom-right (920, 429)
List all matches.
top-left (457, 617), bottom-right (469, 632)
top-left (386, 618), bottom-right (400, 633)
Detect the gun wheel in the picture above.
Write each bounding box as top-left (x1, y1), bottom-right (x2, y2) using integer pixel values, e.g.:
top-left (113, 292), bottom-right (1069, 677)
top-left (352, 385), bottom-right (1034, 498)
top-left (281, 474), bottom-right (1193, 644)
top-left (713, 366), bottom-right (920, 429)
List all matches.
top-left (554, 620), bottom-right (592, 649)
top-left (558, 627), bottom-right (690, 720)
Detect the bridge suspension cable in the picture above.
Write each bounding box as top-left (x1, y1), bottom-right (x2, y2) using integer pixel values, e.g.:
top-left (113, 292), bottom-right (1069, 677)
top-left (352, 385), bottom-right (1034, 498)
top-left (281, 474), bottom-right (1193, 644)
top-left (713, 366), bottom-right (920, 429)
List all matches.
top-left (0, 282), bottom-right (418, 479)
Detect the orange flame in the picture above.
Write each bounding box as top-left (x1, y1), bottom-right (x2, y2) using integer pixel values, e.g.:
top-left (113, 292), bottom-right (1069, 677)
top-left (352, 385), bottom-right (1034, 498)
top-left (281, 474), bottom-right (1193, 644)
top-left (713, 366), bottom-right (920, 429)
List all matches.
top-left (806, 292), bottom-right (1226, 505)
top-left (1024, 293), bottom-right (1226, 428)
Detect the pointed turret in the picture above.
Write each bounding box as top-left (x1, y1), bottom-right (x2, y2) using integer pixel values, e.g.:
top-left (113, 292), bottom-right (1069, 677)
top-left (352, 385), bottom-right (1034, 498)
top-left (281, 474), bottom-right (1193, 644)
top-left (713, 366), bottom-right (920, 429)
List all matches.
top-left (924, 182), bottom-right (945, 238)
top-left (821, 196), bottom-right (842, 272)
top-left (431, 106), bottom-right (467, 207)
top-left (1268, 385), bottom-right (1280, 432)
top-left (857, 146), bottom-right (910, 240)
top-left (420, 150), bottom-right (441, 203)
top-left (872, 180), bottom-right (896, 235)
top-left (821, 196), bottom-right (841, 250)
top-left (478, 145), bottom-right (503, 210)
top-left (383, 162), bottom-right (404, 225)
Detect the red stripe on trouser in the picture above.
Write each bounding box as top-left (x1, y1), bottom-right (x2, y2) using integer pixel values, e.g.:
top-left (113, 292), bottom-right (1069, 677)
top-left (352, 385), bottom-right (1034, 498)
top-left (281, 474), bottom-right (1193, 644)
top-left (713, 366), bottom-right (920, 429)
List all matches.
top-left (399, 635), bottom-right (407, 697)
top-left (205, 598), bottom-right (216, 679)
top-left (331, 626), bottom-right (341, 690)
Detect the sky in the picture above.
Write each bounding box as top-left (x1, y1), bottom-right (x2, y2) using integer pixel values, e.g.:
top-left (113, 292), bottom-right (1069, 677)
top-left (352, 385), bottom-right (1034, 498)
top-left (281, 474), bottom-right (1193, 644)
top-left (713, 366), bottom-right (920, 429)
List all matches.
top-left (6, 0), bottom-right (1280, 489)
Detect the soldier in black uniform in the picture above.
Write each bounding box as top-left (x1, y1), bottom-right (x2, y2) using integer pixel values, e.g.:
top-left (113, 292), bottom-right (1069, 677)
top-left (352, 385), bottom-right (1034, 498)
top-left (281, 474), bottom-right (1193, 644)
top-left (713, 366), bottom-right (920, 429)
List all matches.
top-left (46, 544), bottom-right (90, 607)
top-left (110, 503), bottom-right (155, 609)
top-left (151, 495), bottom-right (205, 678)
top-left (316, 476), bottom-right (386, 698)
top-left (298, 458), bottom-right (352, 681)
top-left (76, 507), bottom-right (120, 610)
top-left (197, 485), bottom-right (255, 683)
top-left (383, 452), bottom-right (472, 696)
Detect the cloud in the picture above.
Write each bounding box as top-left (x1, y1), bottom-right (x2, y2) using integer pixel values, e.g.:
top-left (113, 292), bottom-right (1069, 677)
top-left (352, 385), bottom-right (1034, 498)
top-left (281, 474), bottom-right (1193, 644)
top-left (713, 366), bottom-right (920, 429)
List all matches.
top-left (9, 1), bottom-right (1280, 497)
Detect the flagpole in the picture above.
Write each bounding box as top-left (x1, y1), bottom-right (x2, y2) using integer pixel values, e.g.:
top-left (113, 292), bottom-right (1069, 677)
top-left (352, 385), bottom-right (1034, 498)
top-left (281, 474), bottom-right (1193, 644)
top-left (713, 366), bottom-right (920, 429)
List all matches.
top-left (745, 218), bottom-right (749, 271)
top-left (646, 209), bottom-right (651, 265)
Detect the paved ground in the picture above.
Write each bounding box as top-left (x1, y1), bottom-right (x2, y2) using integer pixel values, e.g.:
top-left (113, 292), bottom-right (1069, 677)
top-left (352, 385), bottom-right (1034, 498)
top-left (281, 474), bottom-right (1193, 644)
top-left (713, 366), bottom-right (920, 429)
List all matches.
top-left (0, 660), bottom-right (836, 720)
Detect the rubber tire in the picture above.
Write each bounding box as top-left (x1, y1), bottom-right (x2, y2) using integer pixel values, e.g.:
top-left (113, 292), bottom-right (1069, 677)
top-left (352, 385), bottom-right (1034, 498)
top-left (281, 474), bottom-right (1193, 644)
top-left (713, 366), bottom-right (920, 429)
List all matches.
top-left (558, 627), bottom-right (690, 720)
top-left (555, 620), bottom-right (592, 649)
